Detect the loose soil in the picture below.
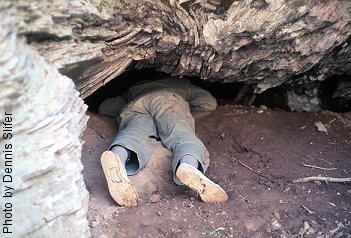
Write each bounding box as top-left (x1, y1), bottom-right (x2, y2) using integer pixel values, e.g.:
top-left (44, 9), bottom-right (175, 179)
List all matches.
top-left (82, 105), bottom-right (351, 238)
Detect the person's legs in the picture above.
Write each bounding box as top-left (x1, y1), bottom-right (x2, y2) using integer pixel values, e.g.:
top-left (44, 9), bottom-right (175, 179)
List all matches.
top-left (145, 92), bottom-right (207, 174)
top-left (179, 155), bottom-right (199, 169)
top-left (101, 101), bottom-right (158, 207)
top-left (145, 91), bottom-right (228, 203)
top-left (109, 106), bottom-right (158, 174)
top-left (110, 145), bottom-right (129, 164)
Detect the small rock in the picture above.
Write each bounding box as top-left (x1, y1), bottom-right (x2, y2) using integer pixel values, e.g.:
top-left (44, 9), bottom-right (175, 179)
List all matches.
top-left (273, 212), bottom-right (281, 220)
top-left (243, 217), bottom-right (266, 232)
top-left (90, 220), bottom-right (99, 227)
top-left (299, 221), bottom-right (310, 236)
top-left (257, 109), bottom-right (264, 114)
top-left (219, 132), bottom-right (225, 139)
top-left (157, 211), bottom-right (163, 216)
top-left (266, 225), bottom-right (272, 233)
top-left (260, 105), bottom-right (268, 110)
top-left (150, 194), bottom-right (161, 203)
top-left (271, 218), bottom-right (281, 230)
top-left (142, 220), bottom-right (150, 226)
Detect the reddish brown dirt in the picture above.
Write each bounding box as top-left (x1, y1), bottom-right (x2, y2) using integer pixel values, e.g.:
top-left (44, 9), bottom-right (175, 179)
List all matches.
top-left (82, 105), bottom-right (351, 238)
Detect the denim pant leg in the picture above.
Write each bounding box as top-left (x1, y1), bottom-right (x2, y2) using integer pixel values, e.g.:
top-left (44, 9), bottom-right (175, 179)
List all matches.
top-left (145, 91), bottom-right (210, 185)
top-left (109, 102), bottom-right (157, 175)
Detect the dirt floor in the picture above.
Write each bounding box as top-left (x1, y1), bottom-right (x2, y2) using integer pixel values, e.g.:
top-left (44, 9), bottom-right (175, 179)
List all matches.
top-left (81, 105), bottom-right (351, 238)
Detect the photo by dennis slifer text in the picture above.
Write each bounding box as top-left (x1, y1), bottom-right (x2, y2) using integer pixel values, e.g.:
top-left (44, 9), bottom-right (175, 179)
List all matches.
top-left (2, 111), bottom-right (13, 235)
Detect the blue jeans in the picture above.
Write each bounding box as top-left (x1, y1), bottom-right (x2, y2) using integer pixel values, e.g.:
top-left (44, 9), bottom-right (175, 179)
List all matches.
top-left (109, 90), bottom-right (210, 185)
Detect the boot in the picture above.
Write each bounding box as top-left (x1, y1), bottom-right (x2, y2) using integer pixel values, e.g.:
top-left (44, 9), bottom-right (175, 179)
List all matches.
top-left (176, 163), bottom-right (228, 203)
top-left (101, 151), bottom-right (138, 206)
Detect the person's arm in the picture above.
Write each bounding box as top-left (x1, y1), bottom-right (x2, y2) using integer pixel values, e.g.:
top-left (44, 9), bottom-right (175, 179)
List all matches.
top-left (187, 87), bottom-right (217, 112)
top-left (98, 96), bottom-right (126, 117)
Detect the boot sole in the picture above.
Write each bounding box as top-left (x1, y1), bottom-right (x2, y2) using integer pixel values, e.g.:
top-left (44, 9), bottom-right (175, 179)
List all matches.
top-left (101, 151), bottom-right (138, 207)
top-left (176, 163), bottom-right (228, 203)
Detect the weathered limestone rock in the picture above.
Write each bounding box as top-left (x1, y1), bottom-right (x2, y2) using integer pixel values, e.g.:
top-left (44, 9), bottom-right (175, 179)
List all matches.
top-left (0, 17), bottom-right (90, 237)
top-left (1, 0), bottom-right (350, 100)
top-left (286, 87), bottom-right (321, 112)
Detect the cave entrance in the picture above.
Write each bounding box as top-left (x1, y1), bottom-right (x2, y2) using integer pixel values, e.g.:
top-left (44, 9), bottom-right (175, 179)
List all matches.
top-left (319, 74), bottom-right (351, 113)
top-left (81, 69), bottom-right (351, 237)
top-left (84, 68), bottom-right (254, 112)
top-left (85, 69), bottom-right (351, 114)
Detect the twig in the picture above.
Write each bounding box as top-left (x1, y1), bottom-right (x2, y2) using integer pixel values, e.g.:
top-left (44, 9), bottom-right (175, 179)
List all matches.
top-left (306, 155), bottom-right (333, 166)
top-left (327, 118), bottom-right (336, 128)
top-left (234, 159), bottom-right (269, 179)
top-left (306, 155), bottom-right (315, 160)
top-left (319, 158), bottom-right (333, 166)
top-left (222, 153), bottom-right (269, 179)
top-left (238, 194), bottom-right (250, 203)
top-left (293, 176), bottom-right (351, 183)
top-left (301, 205), bottom-right (314, 214)
top-left (300, 163), bottom-right (337, 171)
top-left (209, 227), bottom-right (225, 236)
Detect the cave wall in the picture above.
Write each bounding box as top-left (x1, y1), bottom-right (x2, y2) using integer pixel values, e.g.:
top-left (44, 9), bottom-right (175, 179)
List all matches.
top-left (0, 16), bottom-right (90, 238)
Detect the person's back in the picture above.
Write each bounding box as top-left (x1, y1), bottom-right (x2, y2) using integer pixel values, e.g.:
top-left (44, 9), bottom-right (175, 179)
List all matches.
top-left (127, 77), bottom-right (191, 100)
top-left (99, 77), bottom-right (217, 117)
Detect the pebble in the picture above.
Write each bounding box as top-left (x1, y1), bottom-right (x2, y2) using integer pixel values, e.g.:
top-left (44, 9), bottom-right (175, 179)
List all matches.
top-left (271, 218), bottom-right (281, 229)
top-left (266, 226), bottom-right (272, 233)
top-left (142, 220), bottom-right (150, 226)
top-left (220, 132), bottom-right (225, 139)
top-left (150, 194), bottom-right (161, 203)
top-left (257, 109), bottom-right (264, 114)
top-left (91, 220), bottom-right (99, 227)
top-left (157, 211), bottom-right (163, 216)
top-left (243, 217), bottom-right (266, 232)
top-left (273, 211), bottom-right (281, 220)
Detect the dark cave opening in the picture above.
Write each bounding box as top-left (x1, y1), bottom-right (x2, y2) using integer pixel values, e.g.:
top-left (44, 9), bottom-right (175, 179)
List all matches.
top-left (84, 68), bottom-right (246, 111)
top-left (254, 74), bottom-right (351, 113)
top-left (84, 68), bottom-right (350, 113)
top-left (319, 74), bottom-right (351, 113)
top-left (254, 86), bottom-right (289, 111)
top-left (84, 68), bottom-right (167, 111)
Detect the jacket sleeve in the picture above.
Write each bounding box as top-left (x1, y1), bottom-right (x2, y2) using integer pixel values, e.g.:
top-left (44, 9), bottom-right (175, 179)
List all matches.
top-left (187, 86), bottom-right (217, 112)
